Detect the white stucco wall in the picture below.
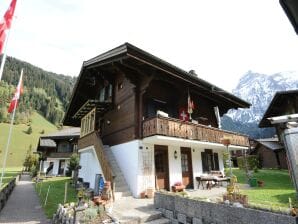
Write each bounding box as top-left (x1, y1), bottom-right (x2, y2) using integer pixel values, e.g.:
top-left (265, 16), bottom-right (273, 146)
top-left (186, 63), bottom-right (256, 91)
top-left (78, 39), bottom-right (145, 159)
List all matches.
top-left (79, 146), bottom-right (104, 189)
top-left (168, 145), bottom-right (183, 187)
top-left (111, 140), bottom-right (140, 197)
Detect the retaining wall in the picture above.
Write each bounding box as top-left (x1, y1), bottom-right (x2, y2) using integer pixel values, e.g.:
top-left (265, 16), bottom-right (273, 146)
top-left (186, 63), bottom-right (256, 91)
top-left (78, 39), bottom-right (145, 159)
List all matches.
top-left (0, 175), bottom-right (20, 212)
top-left (154, 192), bottom-right (298, 224)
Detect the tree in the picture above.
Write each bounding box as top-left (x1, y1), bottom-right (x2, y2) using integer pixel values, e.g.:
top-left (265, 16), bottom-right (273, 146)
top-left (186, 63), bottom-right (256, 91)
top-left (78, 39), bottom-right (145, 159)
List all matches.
top-left (67, 153), bottom-right (80, 185)
top-left (23, 145), bottom-right (38, 172)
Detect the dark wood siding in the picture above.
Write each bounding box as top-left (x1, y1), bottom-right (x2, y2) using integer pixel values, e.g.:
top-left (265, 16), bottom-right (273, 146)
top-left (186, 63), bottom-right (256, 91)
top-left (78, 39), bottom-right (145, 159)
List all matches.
top-left (101, 73), bottom-right (137, 146)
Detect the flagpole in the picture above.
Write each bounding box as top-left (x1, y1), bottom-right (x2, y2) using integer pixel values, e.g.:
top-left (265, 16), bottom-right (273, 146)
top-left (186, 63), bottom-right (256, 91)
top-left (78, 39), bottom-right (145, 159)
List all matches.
top-left (0, 28), bottom-right (11, 81)
top-left (0, 68), bottom-right (23, 187)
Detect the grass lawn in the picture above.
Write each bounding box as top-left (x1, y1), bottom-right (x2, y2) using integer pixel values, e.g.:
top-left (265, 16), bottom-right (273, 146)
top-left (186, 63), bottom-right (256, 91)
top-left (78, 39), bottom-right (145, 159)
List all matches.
top-left (0, 167), bottom-right (22, 190)
top-left (35, 177), bottom-right (77, 218)
top-left (233, 168), bottom-right (295, 208)
top-left (0, 112), bottom-right (57, 167)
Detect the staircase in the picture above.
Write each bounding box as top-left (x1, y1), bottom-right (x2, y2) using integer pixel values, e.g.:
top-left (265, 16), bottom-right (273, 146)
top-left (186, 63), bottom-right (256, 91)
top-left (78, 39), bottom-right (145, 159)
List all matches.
top-left (103, 146), bottom-right (132, 200)
top-left (103, 146), bottom-right (170, 223)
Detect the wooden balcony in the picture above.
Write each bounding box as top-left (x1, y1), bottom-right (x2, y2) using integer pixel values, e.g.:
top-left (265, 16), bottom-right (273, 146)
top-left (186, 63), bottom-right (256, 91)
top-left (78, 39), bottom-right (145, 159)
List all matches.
top-left (143, 116), bottom-right (249, 147)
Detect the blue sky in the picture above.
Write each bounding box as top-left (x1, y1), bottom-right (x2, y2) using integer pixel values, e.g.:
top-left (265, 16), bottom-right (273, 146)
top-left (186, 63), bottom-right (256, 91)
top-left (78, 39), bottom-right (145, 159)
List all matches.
top-left (1, 0), bottom-right (298, 91)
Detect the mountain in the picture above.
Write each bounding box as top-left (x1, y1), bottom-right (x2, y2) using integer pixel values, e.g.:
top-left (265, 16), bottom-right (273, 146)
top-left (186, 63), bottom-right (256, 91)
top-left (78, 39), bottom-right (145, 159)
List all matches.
top-left (0, 56), bottom-right (76, 125)
top-left (222, 71), bottom-right (298, 138)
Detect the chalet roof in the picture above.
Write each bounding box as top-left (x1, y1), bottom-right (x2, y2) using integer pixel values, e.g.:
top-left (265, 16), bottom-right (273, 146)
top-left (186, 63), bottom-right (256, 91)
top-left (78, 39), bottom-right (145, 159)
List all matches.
top-left (255, 138), bottom-right (283, 151)
top-left (280, 0), bottom-right (298, 35)
top-left (259, 90), bottom-right (298, 128)
top-left (63, 43), bottom-right (250, 126)
top-left (39, 138), bottom-right (56, 148)
top-left (40, 127), bottom-right (80, 140)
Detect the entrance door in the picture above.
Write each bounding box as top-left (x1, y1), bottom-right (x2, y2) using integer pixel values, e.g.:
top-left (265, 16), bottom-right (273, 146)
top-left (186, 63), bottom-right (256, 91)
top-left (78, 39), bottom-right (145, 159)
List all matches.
top-left (180, 147), bottom-right (193, 188)
top-left (58, 160), bottom-right (65, 175)
top-left (154, 145), bottom-right (169, 191)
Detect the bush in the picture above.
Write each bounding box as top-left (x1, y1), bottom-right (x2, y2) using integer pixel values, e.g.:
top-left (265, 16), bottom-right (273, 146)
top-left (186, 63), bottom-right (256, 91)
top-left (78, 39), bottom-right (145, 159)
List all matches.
top-left (237, 155), bottom-right (259, 172)
top-left (26, 126), bottom-right (32, 134)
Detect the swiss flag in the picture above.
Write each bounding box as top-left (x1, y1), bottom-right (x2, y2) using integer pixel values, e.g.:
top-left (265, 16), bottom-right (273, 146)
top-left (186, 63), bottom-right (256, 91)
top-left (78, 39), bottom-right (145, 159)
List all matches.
top-left (179, 107), bottom-right (189, 122)
top-left (0, 0), bottom-right (17, 54)
top-left (8, 71), bottom-right (23, 113)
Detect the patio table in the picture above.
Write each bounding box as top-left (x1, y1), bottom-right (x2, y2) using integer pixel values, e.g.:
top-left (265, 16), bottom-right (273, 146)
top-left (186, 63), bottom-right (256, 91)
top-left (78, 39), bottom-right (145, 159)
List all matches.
top-left (196, 176), bottom-right (216, 190)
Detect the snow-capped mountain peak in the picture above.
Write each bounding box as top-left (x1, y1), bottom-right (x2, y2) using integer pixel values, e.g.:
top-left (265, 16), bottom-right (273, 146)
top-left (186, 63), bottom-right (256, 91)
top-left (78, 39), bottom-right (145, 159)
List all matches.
top-left (227, 71), bottom-right (298, 123)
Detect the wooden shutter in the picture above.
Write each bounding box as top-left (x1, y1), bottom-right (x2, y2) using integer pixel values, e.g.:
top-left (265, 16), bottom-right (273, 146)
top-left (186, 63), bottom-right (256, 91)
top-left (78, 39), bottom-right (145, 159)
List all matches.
top-left (201, 152), bottom-right (208, 173)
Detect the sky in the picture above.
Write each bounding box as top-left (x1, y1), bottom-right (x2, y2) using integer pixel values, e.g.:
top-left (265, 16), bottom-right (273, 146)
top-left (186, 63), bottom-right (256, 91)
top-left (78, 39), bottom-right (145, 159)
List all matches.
top-left (1, 0), bottom-right (298, 91)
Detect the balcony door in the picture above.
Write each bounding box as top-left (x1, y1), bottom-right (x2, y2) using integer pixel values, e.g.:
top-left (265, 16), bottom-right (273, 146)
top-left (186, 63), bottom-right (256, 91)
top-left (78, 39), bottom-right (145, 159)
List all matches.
top-left (180, 147), bottom-right (193, 188)
top-left (154, 145), bottom-right (169, 190)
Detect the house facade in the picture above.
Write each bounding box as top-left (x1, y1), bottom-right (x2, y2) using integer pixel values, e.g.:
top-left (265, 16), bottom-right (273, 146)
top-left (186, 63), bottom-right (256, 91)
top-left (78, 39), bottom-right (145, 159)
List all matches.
top-left (37, 128), bottom-right (80, 176)
top-left (63, 43), bottom-right (250, 198)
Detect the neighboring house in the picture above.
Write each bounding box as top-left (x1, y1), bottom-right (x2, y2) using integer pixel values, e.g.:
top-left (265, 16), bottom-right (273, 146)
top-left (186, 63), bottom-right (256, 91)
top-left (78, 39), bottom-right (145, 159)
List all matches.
top-left (63, 43), bottom-right (250, 198)
top-left (259, 90), bottom-right (298, 140)
top-left (251, 138), bottom-right (288, 170)
top-left (37, 127), bottom-right (80, 176)
top-left (280, 0), bottom-right (298, 35)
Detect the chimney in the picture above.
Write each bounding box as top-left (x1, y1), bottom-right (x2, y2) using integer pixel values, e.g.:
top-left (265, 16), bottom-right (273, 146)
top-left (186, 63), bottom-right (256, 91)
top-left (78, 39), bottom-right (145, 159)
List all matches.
top-left (189, 70), bottom-right (197, 77)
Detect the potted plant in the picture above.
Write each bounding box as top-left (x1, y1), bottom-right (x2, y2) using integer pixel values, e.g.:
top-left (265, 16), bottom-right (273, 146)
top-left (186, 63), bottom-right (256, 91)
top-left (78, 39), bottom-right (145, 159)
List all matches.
top-left (172, 182), bottom-right (185, 192)
top-left (257, 180), bottom-right (264, 187)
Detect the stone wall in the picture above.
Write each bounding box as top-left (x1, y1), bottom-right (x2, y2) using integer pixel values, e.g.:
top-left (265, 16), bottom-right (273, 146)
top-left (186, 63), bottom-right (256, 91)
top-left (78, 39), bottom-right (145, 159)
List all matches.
top-left (0, 175), bottom-right (20, 212)
top-left (154, 192), bottom-right (298, 224)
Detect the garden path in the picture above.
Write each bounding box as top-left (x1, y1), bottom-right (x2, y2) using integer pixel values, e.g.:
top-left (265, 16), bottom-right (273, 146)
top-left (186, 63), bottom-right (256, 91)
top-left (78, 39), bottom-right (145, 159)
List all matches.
top-left (0, 174), bottom-right (50, 224)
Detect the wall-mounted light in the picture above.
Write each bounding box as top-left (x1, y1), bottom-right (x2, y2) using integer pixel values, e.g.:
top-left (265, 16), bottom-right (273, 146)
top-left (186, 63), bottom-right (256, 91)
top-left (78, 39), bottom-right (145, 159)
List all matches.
top-left (106, 120), bottom-right (111, 125)
top-left (174, 150), bottom-right (177, 159)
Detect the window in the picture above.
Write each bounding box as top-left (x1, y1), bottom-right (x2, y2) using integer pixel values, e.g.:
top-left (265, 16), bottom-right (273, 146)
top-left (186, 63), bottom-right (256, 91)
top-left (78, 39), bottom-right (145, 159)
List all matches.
top-left (201, 149), bottom-right (219, 172)
top-left (57, 142), bottom-right (71, 153)
top-left (99, 80), bottom-right (113, 103)
top-left (80, 108), bottom-right (96, 137)
top-left (181, 153), bottom-right (189, 172)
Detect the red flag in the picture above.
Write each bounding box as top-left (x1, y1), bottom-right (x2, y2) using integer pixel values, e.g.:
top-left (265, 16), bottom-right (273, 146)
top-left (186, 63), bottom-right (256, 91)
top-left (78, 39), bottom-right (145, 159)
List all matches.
top-left (0, 0), bottom-right (17, 54)
top-left (8, 71), bottom-right (23, 113)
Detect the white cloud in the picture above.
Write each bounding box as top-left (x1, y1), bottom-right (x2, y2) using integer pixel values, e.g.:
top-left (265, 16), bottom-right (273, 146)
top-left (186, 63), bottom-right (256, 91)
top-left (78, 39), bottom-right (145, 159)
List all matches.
top-left (2, 0), bottom-right (298, 91)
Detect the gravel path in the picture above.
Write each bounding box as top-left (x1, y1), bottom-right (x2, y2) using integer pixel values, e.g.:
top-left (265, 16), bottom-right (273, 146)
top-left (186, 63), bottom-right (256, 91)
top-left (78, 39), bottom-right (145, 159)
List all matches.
top-left (0, 174), bottom-right (50, 224)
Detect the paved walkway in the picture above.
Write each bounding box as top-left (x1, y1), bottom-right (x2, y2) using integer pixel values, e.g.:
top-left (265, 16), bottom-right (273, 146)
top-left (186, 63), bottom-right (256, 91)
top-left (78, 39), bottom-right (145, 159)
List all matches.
top-left (0, 174), bottom-right (50, 224)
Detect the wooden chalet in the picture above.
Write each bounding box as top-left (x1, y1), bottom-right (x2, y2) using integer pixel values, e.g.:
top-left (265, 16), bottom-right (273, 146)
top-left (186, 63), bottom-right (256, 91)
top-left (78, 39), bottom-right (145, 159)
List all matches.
top-left (37, 127), bottom-right (80, 176)
top-left (63, 43), bottom-right (250, 198)
top-left (251, 138), bottom-right (287, 170)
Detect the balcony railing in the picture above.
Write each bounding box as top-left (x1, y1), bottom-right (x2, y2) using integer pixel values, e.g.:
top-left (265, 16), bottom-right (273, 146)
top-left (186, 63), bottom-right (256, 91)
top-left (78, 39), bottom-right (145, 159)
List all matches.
top-left (143, 116), bottom-right (249, 147)
top-left (78, 131), bottom-right (115, 183)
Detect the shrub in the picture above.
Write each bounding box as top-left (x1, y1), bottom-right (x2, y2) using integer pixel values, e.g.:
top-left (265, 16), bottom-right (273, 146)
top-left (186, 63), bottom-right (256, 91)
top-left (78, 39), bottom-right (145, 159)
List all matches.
top-left (26, 126), bottom-right (32, 134)
top-left (237, 155), bottom-right (259, 172)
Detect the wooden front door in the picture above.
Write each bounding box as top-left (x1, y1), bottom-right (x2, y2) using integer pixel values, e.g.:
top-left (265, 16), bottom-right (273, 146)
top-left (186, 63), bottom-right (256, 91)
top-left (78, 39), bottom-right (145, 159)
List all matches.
top-left (154, 145), bottom-right (169, 191)
top-left (180, 147), bottom-right (193, 188)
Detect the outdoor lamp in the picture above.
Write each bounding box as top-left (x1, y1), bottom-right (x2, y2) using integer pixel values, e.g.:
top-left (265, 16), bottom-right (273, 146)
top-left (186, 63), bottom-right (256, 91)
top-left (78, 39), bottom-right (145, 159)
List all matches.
top-left (174, 150), bottom-right (178, 159)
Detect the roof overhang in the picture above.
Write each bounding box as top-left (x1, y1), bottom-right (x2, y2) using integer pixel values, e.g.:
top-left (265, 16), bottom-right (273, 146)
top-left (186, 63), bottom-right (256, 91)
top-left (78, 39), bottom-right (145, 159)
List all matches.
top-left (259, 90), bottom-right (298, 128)
top-left (280, 0), bottom-right (298, 35)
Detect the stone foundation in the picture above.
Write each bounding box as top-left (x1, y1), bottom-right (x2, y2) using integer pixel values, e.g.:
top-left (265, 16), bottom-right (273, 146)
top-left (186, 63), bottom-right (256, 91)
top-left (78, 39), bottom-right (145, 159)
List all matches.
top-left (0, 175), bottom-right (19, 211)
top-left (154, 192), bottom-right (298, 224)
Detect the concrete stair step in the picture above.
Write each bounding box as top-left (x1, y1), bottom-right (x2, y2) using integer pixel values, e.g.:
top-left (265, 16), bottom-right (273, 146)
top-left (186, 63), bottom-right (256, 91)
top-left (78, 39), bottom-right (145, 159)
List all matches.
top-left (114, 192), bottom-right (132, 200)
top-left (145, 218), bottom-right (171, 224)
top-left (114, 185), bottom-right (129, 192)
top-left (111, 208), bottom-right (162, 223)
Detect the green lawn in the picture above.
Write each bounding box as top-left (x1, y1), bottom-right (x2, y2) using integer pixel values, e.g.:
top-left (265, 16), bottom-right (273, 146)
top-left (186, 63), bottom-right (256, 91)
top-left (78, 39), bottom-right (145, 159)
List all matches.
top-left (0, 167), bottom-right (22, 189)
top-left (0, 112), bottom-right (57, 167)
top-left (233, 168), bottom-right (295, 208)
top-left (35, 177), bottom-right (77, 218)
